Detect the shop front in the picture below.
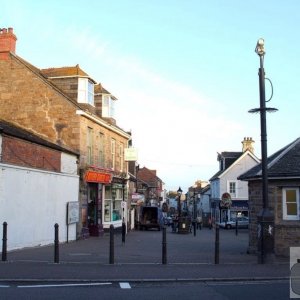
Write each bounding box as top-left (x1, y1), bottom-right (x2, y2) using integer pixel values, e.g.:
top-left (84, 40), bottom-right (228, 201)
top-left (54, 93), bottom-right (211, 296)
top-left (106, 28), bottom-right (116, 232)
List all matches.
top-left (84, 170), bottom-right (112, 236)
top-left (82, 170), bottom-right (128, 235)
top-left (103, 176), bottom-right (128, 230)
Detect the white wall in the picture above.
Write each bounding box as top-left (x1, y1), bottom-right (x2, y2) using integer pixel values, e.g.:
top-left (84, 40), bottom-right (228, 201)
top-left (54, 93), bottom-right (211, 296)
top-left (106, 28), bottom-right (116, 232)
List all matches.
top-left (0, 163), bottom-right (79, 251)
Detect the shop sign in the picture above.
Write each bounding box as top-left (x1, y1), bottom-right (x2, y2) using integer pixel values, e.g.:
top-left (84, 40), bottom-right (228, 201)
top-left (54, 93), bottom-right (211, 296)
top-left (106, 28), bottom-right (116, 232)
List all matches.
top-left (220, 192), bottom-right (232, 208)
top-left (67, 201), bottom-right (79, 224)
top-left (124, 148), bottom-right (138, 161)
top-left (85, 171), bottom-right (111, 184)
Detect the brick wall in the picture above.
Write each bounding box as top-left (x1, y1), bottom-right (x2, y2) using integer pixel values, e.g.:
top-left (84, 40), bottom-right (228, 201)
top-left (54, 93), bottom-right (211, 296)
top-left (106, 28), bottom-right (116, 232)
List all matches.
top-left (2, 135), bottom-right (61, 172)
top-left (248, 179), bottom-right (300, 257)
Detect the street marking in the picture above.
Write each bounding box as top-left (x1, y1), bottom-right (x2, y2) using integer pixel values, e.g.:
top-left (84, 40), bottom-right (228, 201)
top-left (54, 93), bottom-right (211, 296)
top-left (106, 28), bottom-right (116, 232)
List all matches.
top-left (0, 285), bottom-right (10, 288)
top-left (18, 282), bottom-right (112, 288)
top-left (119, 282), bottom-right (131, 289)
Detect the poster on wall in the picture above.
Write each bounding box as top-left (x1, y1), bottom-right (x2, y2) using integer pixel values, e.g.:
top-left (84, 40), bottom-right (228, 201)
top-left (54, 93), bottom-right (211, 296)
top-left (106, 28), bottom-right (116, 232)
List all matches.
top-left (67, 201), bottom-right (80, 225)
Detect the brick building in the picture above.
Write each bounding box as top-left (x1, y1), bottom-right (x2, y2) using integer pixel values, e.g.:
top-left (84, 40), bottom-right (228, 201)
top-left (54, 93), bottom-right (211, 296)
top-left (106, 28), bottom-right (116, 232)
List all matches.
top-left (0, 27), bottom-right (131, 238)
top-left (239, 137), bottom-right (300, 257)
top-left (137, 167), bottom-right (164, 206)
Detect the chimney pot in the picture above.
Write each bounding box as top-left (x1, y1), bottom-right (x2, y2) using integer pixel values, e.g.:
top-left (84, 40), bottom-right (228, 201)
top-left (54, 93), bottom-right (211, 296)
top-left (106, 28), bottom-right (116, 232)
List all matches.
top-left (0, 27), bottom-right (17, 56)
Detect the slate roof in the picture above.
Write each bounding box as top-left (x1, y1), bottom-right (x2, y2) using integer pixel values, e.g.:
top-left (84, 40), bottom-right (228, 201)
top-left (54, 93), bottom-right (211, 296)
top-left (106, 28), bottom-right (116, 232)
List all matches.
top-left (238, 137), bottom-right (300, 180)
top-left (0, 120), bottom-right (79, 156)
top-left (209, 151), bottom-right (243, 181)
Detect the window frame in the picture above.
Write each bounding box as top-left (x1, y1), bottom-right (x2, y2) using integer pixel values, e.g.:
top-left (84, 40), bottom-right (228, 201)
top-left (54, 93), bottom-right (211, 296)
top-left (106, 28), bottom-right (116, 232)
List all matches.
top-left (227, 180), bottom-right (237, 198)
top-left (87, 127), bottom-right (93, 164)
top-left (111, 138), bottom-right (116, 170)
top-left (282, 187), bottom-right (300, 220)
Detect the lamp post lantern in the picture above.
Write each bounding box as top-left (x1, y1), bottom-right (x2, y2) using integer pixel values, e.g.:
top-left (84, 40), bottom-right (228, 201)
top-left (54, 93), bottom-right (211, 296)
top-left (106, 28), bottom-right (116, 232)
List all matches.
top-left (177, 187), bottom-right (182, 232)
top-left (249, 38), bottom-right (277, 264)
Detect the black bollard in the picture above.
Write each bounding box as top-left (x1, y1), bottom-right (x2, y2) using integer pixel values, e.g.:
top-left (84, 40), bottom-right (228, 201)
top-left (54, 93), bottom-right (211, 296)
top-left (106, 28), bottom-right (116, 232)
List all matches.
top-left (235, 218), bottom-right (238, 236)
top-left (122, 219), bottom-right (126, 244)
top-left (54, 223), bottom-right (59, 263)
top-left (2, 222), bottom-right (7, 261)
top-left (162, 226), bottom-right (167, 264)
top-left (109, 224), bottom-right (114, 264)
top-left (214, 224), bottom-right (219, 264)
top-left (193, 220), bottom-right (196, 237)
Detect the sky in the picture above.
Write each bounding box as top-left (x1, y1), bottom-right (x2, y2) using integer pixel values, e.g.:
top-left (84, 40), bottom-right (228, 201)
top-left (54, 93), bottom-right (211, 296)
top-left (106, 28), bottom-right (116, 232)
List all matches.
top-left (2, 0), bottom-right (300, 193)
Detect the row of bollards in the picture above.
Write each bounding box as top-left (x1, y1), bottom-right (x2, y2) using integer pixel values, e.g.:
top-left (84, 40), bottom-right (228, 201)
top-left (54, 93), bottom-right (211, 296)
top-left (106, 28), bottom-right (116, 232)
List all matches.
top-left (2, 221), bottom-right (221, 265)
top-left (1, 222), bottom-right (61, 263)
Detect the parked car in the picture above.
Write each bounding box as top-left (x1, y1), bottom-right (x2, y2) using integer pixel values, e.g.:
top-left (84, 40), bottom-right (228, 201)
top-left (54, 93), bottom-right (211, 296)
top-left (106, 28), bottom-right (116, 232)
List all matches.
top-left (218, 216), bottom-right (249, 229)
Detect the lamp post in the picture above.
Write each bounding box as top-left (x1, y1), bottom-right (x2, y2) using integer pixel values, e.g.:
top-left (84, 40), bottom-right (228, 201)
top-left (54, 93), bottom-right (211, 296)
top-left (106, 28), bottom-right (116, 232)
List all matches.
top-left (249, 38), bottom-right (277, 264)
top-left (193, 185), bottom-right (197, 236)
top-left (177, 187), bottom-right (182, 232)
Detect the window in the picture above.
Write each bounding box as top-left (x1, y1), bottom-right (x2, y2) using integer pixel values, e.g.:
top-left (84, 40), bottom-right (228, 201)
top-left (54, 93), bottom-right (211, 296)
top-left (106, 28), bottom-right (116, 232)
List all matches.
top-left (78, 78), bottom-right (94, 106)
top-left (119, 142), bottom-right (124, 172)
top-left (99, 132), bottom-right (105, 167)
top-left (104, 185), bottom-right (122, 223)
top-left (111, 138), bottom-right (116, 170)
top-left (102, 95), bottom-right (115, 118)
top-left (228, 181), bottom-right (237, 198)
top-left (87, 127), bottom-right (93, 164)
top-left (283, 188), bottom-right (300, 220)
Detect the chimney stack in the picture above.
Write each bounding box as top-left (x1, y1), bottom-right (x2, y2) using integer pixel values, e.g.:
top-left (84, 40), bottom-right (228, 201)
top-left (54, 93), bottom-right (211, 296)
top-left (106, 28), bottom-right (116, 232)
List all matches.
top-left (242, 137), bottom-right (255, 153)
top-left (0, 27), bottom-right (17, 59)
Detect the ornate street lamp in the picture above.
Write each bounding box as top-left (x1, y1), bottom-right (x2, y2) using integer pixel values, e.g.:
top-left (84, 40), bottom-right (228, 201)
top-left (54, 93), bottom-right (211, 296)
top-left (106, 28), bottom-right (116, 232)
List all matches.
top-left (249, 38), bottom-right (277, 264)
top-left (177, 187), bottom-right (182, 218)
top-left (177, 187), bottom-right (182, 232)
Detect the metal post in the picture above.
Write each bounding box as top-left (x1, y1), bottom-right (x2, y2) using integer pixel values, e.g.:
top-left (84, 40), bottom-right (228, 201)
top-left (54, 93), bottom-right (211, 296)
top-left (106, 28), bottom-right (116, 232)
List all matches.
top-left (122, 220), bottom-right (126, 244)
top-left (162, 226), bottom-right (167, 264)
top-left (193, 191), bottom-right (197, 236)
top-left (109, 224), bottom-right (114, 264)
top-left (54, 223), bottom-right (59, 263)
top-left (255, 43), bottom-right (275, 264)
top-left (214, 224), bottom-right (219, 264)
top-left (2, 222), bottom-right (7, 261)
top-left (235, 211), bottom-right (238, 236)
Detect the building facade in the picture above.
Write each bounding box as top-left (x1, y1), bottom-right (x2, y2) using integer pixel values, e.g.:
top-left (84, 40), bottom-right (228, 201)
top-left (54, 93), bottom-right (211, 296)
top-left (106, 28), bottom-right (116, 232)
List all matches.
top-left (239, 137), bottom-right (300, 257)
top-left (209, 138), bottom-right (260, 224)
top-left (0, 27), bottom-right (131, 238)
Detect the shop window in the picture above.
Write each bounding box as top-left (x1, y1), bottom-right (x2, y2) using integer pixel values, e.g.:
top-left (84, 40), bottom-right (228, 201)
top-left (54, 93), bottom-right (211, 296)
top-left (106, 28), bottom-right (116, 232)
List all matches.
top-left (104, 185), bottom-right (122, 223)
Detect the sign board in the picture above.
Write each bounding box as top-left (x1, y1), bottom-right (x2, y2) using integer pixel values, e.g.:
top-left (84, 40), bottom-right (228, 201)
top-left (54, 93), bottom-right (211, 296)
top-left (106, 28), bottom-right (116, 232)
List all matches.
top-left (124, 148), bottom-right (138, 161)
top-left (85, 171), bottom-right (111, 184)
top-left (220, 192), bottom-right (232, 208)
top-left (67, 201), bottom-right (79, 224)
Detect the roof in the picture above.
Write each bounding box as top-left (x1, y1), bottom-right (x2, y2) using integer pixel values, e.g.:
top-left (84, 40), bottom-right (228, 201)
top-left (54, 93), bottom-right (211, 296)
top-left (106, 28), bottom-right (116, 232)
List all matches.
top-left (0, 120), bottom-right (79, 156)
top-left (210, 150), bottom-right (260, 181)
top-left (239, 137), bottom-right (300, 180)
top-left (40, 65), bottom-right (89, 77)
top-left (95, 83), bottom-right (117, 100)
top-left (9, 53), bottom-right (129, 138)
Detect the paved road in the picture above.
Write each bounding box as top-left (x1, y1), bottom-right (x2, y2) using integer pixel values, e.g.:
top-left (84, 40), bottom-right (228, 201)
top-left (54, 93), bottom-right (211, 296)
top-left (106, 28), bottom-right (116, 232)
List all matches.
top-left (0, 227), bottom-right (290, 282)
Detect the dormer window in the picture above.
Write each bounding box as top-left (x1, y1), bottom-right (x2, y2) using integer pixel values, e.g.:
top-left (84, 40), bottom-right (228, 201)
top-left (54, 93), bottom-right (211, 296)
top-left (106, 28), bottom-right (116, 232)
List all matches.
top-left (102, 94), bottom-right (115, 118)
top-left (78, 78), bottom-right (94, 106)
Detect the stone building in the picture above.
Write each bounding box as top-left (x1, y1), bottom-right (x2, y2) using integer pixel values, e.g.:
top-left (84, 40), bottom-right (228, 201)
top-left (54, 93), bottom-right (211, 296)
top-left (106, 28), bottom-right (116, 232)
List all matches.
top-left (239, 137), bottom-right (300, 257)
top-left (0, 27), bottom-right (131, 238)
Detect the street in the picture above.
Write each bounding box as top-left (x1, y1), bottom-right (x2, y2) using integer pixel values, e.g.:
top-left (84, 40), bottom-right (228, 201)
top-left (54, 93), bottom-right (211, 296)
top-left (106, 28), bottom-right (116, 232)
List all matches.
top-left (0, 279), bottom-right (289, 300)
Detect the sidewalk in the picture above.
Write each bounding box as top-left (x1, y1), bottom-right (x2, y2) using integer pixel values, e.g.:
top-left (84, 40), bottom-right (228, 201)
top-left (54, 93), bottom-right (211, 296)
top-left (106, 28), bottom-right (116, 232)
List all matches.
top-left (0, 227), bottom-right (290, 282)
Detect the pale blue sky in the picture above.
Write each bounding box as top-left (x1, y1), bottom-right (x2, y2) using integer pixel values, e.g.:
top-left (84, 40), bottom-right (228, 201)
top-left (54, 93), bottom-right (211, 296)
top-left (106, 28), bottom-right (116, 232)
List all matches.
top-left (2, 0), bottom-right (300, 192)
